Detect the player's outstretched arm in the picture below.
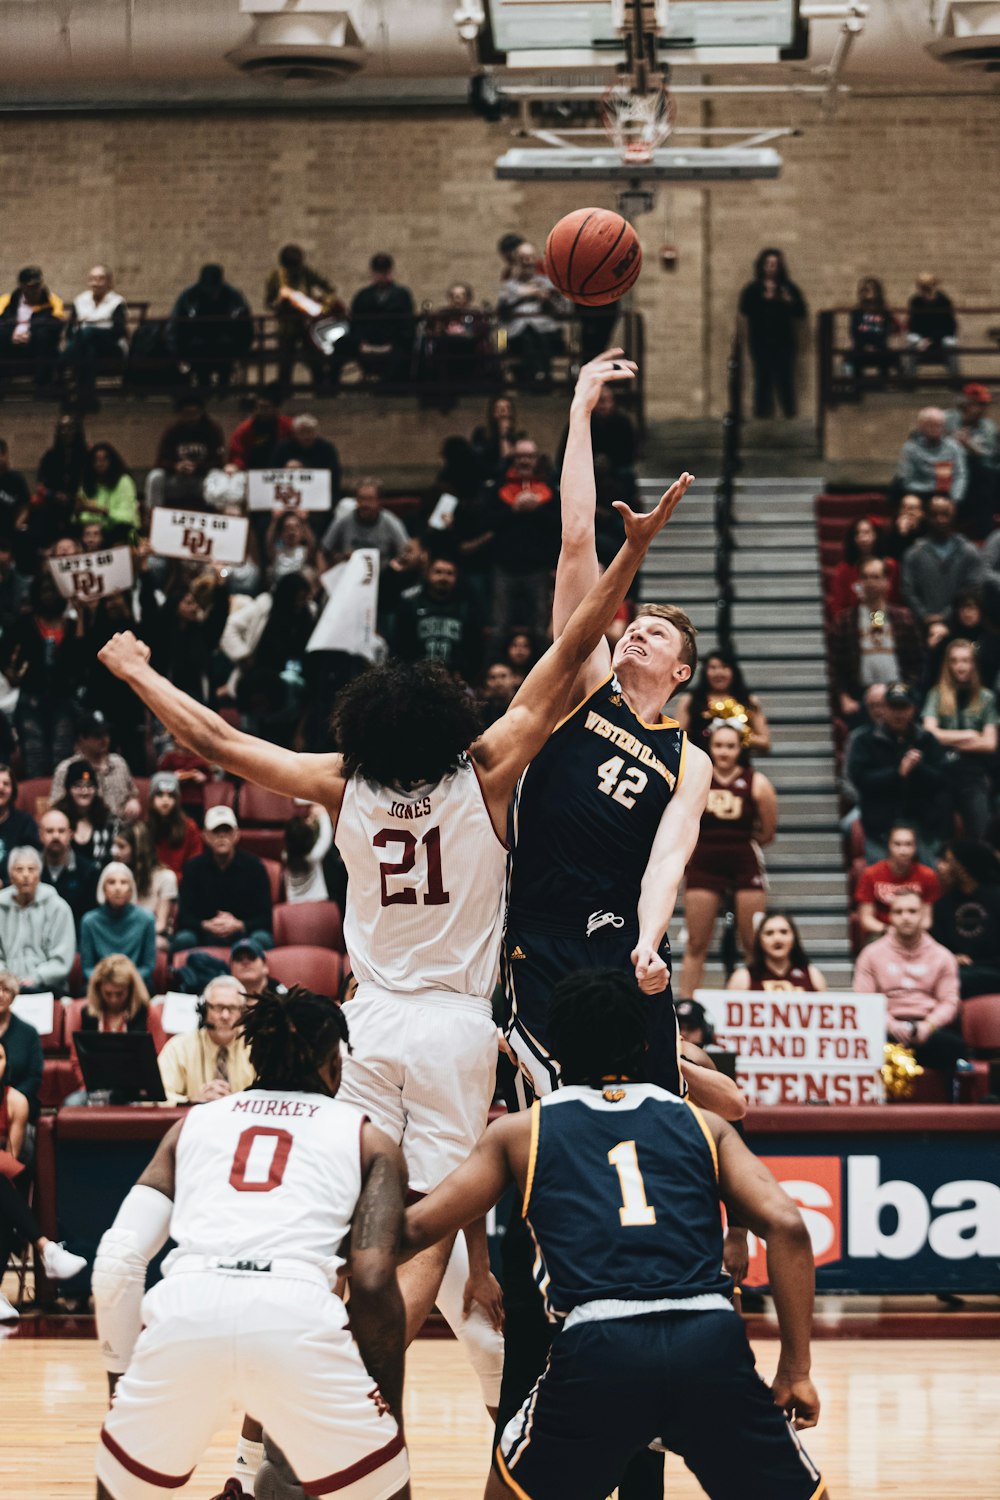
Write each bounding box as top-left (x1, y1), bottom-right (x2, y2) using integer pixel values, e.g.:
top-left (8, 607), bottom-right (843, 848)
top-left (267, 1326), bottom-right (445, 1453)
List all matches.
top-left (349, 1125), bottom-right (409, 1426)
top-left (403, 1114), bottom-right (528, 1257)
top-left (97, 632), bottom-right (345, 812)
top-left (680, 1042), bottom-right (747, 1121)
top-left (632, 741), bottom-right (711, 994)
top-left (474, 486), bottom-right (690, 819)
top-left (713, 1120), bottom-right (820, 1430)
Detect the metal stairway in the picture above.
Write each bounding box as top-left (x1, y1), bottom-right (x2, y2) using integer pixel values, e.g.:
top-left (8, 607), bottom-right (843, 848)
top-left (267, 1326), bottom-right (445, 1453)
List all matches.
top-left (638, 475), bottom-right (853, 989)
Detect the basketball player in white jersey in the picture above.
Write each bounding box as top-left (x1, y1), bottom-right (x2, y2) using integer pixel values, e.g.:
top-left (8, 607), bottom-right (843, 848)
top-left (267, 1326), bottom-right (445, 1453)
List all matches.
top-left (97, 410), bottom-right (690, 1383)
top-left (92, 987), bottom-right (411, 1500)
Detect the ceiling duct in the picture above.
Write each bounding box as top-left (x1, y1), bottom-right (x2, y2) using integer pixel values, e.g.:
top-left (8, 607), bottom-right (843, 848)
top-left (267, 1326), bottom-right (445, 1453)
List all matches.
top-left (927, 0), bottom-right (1000, 70)
top-left (226, 0), bottom-right (366, 85)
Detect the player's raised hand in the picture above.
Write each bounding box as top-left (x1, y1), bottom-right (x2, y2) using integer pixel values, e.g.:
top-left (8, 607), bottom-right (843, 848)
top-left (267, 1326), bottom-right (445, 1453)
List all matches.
top-left (631, 943), bottom-right (670, 995)
top-left (770, 1368), bottom-right (821, 1430)
top-left (98, 630), bottom-right (152, 682)
top-left (614, 472), bottom-right (694, 552)
top-left (571, 348), bottom-right (638, 415)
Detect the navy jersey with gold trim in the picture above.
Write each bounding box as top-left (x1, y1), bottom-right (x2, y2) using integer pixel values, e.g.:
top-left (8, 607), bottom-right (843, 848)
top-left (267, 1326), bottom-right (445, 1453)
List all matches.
top-left (508, 672), bottom-right (687, 936)
top-left (523, 1083), bottom-right (728, 1320)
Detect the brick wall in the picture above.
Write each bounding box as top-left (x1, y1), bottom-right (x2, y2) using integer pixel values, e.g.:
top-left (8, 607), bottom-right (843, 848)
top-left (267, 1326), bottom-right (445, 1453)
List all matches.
top-left (1, 97), bottom-right (997, 425)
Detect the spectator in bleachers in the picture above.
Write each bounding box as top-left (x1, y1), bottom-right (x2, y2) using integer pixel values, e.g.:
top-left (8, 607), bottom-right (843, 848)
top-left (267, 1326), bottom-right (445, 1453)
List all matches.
top-left (0, 267), bottom-right (66, 389)
top-left (227, 384), bottom-right (295, 472)
top-left (498, 242), bottom-right (569, 389)
top-left (174, 806), bottom-right (273, 954)
top-left (223, 572), bottom-right (316, 696)
top-left (422, 283), bottom-right (492, 385)
top-left (827, 517), bottom-right (899, 617)
top-left (229, 938), bottom-right (287, 998)
top-left (901, 493), bottom-right (983, 624)
top-left (50, 709), bottom-right (139, 818)
top-left (726, 910), bottom-right (828, 992)
top-left (145, 771), bottom-right (203, 879)
top-left (854, 888), bottom-right (964, 1081)
top-left (884, 493), bottom-right (927, 563)
top-left (272, 414), bottom-right (342, 499)
top-left (498, 231), bottom-right (525, 281)
top-left (53, 760), bottom-right (115, 866)
top-left (477, 661), bottom-right (518, 728)
top-left (737, 248), bottom-right (807, 419)
top-left (675, 649), bottom-right (771, 758)
top-left (391, 552), bottom-right (484, 684)
top-left (946, 384), bottom-right (999, 541)
top-left (167, 264), bottom-right (253, 393)
top-left (140, 567), bottom-right (230, 708)
top-left (830, 557), bottom-right (923, 725)
top-left (1, 572), bottom-right (85, 777)
top-left (931, 840), bottom-right (1000, 1000)
top-left (921, 590), bottom-right (1000, 695)
top-left (0, 973), bottom-right (42, 1118)
top-left (0, 847), bottom-right (75, 994)
top-left (376, 534), bottom-right (428, 642)
top-left (110, 820), bottom-right (177, 953)
top-left (65, 954), bottom-right (165, 1102)
top-left (678, 723), bottom-right (778, 997)
top-left (902, 273), bottom-right (959, 381)
top-left (347, 253), bottom-right (415, 384)
top-left (146, 395), bottom-right (227, 511)
top-left (922, 638), bottom-right (998, 838)
top-left (265, 244), bottom-right (339, 393)
top-left (25, 414), bottom-right (89, 568)
top-left (486, 436), bottom-right (560, 634)
top-left (0, 438), bottom-right (30, 526)
top-left (79, 862), bottom-right (157, 988)
top-left (471, 395), bottom-right (518, 478)
top-left (0, 534), bottom-right (27, 634)
top-left (80, 600), bottom-right (150, 774)
top-left (39, 806), bottom-right (99, 935)
top-left (320, 478), bottom-right (408, 568)
top-left (264, 508), bottom-right (317, 586)
top-left (895, 410), bottom-right (967, 506)
top-left (843, 276), bottom-right (899, 388)
top-left (63, 265), bottom-right (128, 408)
top-left (499, 627), bottom-right (541, 685)
top-left (847, 682), bottom-right (952, 862)
top-left (0, 766), bottom-right (40, 884)
top-left (74, 438), bottom-right (138, 546)
top-left (855, 823), bottom-right (940, 942)
top-left (157, 973), bottom-right (253, 1105)
top-left (281, 805), bottom-right (333, 904)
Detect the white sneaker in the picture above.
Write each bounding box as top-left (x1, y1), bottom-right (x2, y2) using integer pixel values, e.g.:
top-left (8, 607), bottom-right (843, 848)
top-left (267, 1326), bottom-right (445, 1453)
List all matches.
top-left (42, 1242), bottom-right (88, 1281)
top-left (0, 1290), bottom-right (20, 1321)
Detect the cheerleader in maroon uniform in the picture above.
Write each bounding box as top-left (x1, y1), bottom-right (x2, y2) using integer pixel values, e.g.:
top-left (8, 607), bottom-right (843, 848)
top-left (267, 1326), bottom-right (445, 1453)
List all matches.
top-left (678, 722), bottom-right (777, 996)
top-left (727, 909), bottom-right (828, 993)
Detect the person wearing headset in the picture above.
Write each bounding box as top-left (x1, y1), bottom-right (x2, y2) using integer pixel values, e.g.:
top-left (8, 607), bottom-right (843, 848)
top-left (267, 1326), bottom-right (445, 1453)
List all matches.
top-left (157, 974), bottom-right (253, 1105)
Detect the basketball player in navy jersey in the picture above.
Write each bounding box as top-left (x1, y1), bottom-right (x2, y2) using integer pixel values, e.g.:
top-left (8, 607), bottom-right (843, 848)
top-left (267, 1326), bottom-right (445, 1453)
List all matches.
top-left (404, 969), bottom-right (827, 1500)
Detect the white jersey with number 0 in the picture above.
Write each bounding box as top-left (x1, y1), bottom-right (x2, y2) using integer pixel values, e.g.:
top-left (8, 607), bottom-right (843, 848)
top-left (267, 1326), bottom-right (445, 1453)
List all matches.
top-left (336, 756), bottom-right (508, 1000)
top-left (164, 1089), bottom-right (364, 1286)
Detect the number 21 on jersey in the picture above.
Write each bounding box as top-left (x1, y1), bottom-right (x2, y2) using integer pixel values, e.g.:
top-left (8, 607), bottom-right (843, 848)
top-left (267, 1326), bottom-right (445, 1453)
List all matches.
top-left (596, 756), bottom-right (648, 809)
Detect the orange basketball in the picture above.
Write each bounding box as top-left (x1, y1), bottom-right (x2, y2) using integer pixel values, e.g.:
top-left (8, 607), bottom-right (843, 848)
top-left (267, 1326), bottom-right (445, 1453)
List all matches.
top-left (544, 207), bottom-right (642, 307)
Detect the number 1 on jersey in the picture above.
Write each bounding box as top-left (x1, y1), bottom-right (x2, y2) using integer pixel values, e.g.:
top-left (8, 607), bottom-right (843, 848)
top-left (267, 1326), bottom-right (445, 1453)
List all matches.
top-left (607, 1139), bottom-right (657, 1226)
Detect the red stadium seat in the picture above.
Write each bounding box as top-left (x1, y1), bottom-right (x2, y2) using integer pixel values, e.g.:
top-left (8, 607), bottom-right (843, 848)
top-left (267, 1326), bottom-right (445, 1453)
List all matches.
top-left (239, 784), bottom-right (298, 827)
top-left (16, 776), bottom-right (52, 818)
top-left (151, 950), bottom-right (170, 996)
top-left (203, 780), bottom-right (237, 814)
top-left (39, 1057), bottom-right (76, 1110)
top-left (961, 994), bottom-right (1000, 1057)
top-left (67, 953), bottom-right (85, 998)
top-left (267, 945), bottom-right (342, 996)
top-left (63, 997), bottom-right (88, 1057)
top-left (133, 776), bottom-right (150, 811)
top-left (39, 1003), bottom-right (65, 1056)
top-left (273, 901), bottom-right (344, 953)
top-left (262, 858), bottom-right (284, 906)
top-left (240, 828), bottom-right (286, 862)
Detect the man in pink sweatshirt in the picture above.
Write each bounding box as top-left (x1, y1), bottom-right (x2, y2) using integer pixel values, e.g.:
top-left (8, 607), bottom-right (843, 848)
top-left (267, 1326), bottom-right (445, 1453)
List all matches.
top-left (854, 888), bottom-right (966, 1078)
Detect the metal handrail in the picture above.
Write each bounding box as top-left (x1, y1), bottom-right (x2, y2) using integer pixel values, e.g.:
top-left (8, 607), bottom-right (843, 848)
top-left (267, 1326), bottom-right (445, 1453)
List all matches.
top-left (714, 326), bottom-right (743, 658)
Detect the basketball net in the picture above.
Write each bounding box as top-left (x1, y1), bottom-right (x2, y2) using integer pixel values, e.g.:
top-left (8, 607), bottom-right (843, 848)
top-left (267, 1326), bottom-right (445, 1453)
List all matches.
top-left (602, 79), bottom-right (677, 165)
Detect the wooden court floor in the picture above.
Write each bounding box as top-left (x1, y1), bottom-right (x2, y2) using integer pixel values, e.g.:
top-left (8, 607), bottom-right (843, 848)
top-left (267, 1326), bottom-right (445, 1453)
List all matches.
top-left (3, 1334), bottom-right (999, 1499)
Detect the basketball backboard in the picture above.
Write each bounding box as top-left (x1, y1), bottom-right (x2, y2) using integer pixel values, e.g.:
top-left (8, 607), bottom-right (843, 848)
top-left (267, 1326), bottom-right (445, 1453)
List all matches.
top-left (485, 0), bottom-right (800, 66)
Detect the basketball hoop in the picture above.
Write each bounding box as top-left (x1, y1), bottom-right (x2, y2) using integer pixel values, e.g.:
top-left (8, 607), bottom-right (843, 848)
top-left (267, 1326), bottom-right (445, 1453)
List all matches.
top-left (602, 79), bottom-right (677, 165)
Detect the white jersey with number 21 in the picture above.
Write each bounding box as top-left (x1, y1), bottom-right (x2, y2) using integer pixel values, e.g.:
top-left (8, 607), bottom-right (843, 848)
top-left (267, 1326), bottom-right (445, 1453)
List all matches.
top-left (336, 756), bottom-right (508, 1001)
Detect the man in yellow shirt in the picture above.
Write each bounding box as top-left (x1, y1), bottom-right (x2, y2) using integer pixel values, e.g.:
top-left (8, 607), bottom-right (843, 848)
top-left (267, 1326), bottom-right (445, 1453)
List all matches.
top-left (157, 975), bottom-right (254, 1105)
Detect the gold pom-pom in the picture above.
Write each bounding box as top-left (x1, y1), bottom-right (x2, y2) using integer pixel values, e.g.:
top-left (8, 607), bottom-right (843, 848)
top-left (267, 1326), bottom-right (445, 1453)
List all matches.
top-left (706, 696), bottom-right (752, 747)
top-left (881, 1041), bottom-right (923, 1100)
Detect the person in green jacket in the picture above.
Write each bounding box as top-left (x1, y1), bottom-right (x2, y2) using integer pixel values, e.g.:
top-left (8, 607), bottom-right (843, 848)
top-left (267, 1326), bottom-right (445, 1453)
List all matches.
top-left (76, 442), bottom-right (140, 542)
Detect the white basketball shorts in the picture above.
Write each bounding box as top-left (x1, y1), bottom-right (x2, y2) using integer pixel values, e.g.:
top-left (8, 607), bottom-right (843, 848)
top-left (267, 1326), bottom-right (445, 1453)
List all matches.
top-left (96, 1263), bottom-right (408, 1500)
top-left (336, 985), bottom-right (498, 1194)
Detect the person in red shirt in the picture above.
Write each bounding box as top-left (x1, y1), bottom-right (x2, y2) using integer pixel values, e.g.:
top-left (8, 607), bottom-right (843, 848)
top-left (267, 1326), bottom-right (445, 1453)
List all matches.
top-left (826, 515), bottom-right (899, 618)
top-left (855, 822), bottom-right (940, 942)
top-left (227, 384), bottom-right (294, 472)
top-left (144, 770), bottom-right (203, 878)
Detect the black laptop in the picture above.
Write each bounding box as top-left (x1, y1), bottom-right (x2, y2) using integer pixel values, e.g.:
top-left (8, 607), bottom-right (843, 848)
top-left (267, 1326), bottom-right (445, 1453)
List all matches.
top-left (73, 1030), bottom-right (167, 1105)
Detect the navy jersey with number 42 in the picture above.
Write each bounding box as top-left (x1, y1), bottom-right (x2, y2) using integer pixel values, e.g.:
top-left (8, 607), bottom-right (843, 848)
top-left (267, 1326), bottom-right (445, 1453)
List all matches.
top-left (523, 1083), bottom-right (728, 1320)
top-left (508, 673), bottom-right (687, 936)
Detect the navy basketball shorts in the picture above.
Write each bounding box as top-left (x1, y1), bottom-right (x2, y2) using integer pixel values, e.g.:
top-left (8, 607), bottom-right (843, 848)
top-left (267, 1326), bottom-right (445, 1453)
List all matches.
top-left (497, 1310), bottom-right (824, 1500)
top-left (501, 921), bottom-right (682, 1103)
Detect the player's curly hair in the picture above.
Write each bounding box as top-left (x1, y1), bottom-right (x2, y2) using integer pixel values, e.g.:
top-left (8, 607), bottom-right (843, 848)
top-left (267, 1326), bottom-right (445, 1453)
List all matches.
top-left (548, 968), bottom-right (648, 1087)
top-left (332, 660), bottom-right (481, 789)
top-left (242, 985), bottom-right (350, 1093)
